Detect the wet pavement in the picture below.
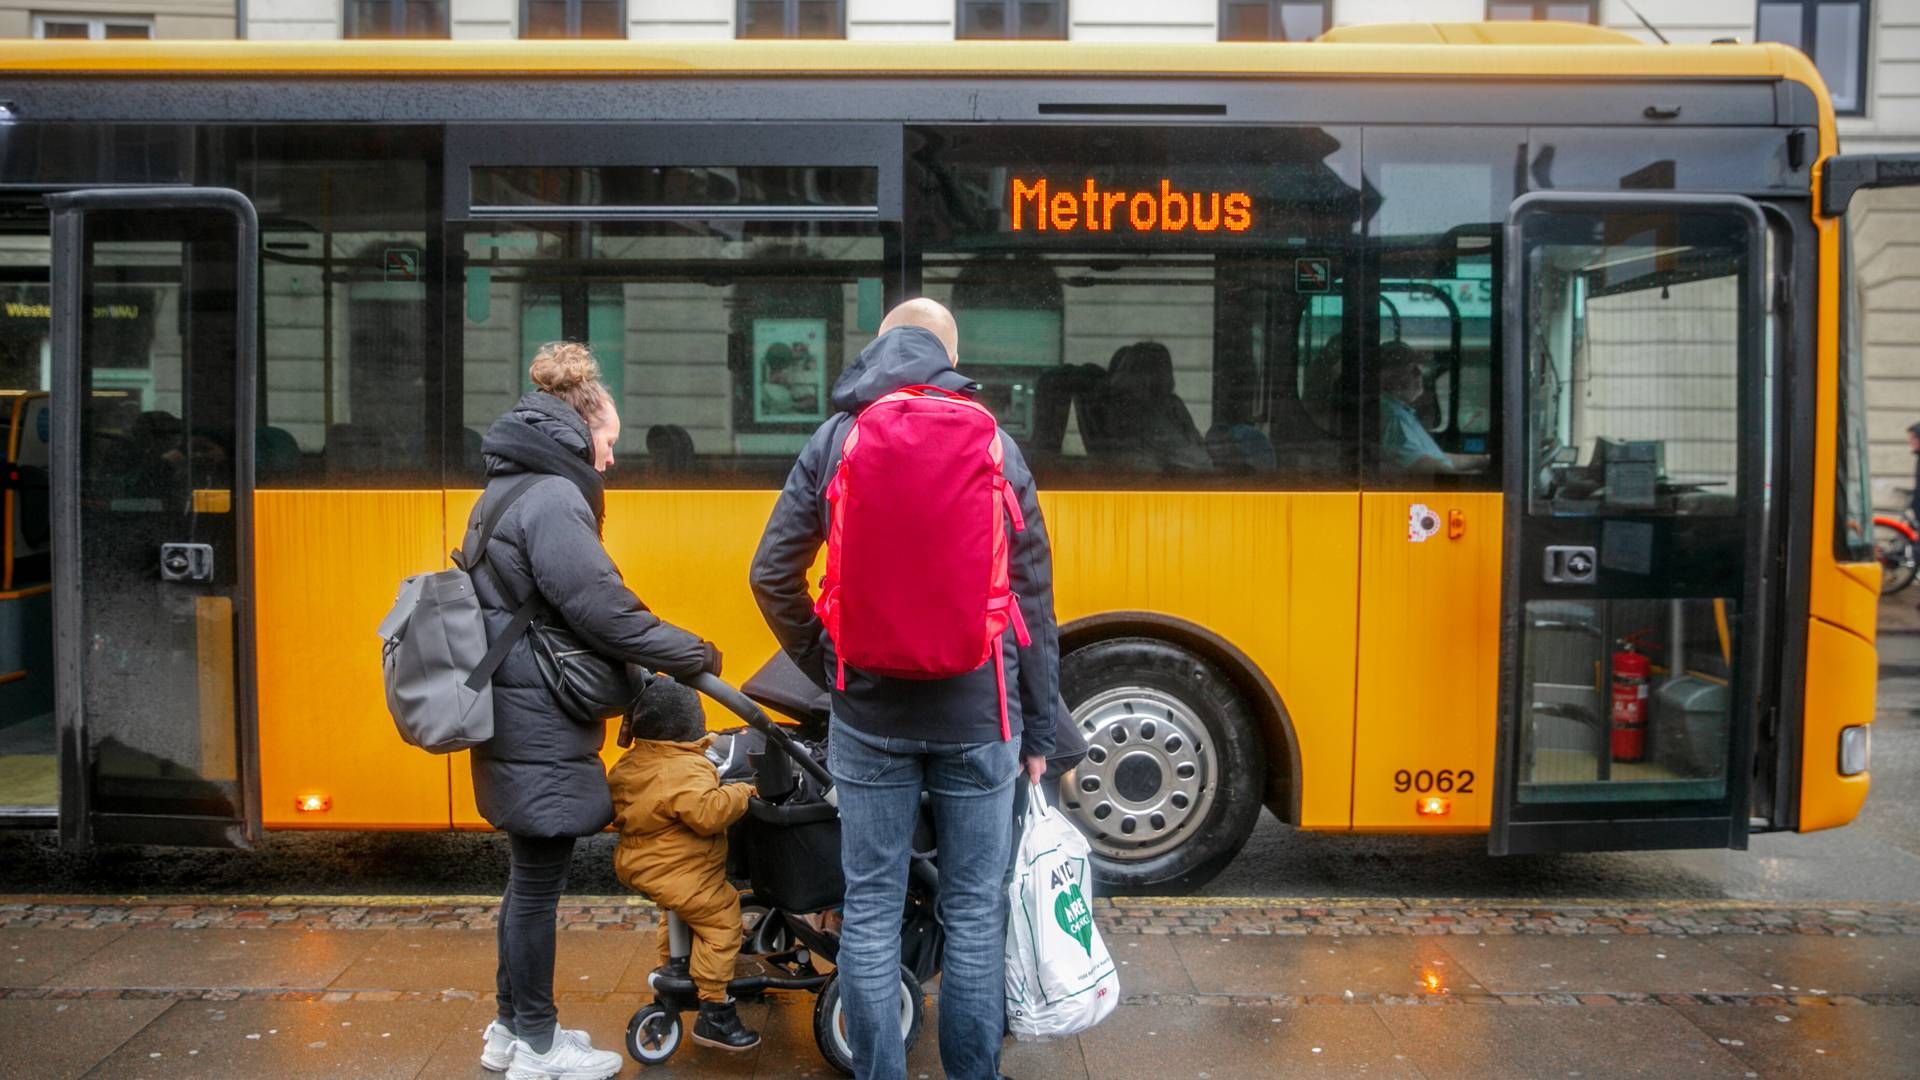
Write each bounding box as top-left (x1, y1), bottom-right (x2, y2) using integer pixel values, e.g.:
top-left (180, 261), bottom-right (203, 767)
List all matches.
top-left (1, 897), bottom-right (1916, 1079)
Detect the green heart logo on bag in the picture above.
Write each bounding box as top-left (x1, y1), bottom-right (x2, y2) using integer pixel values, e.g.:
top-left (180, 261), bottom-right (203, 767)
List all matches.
top-left (1054, 881), bottom-right (1094, 955)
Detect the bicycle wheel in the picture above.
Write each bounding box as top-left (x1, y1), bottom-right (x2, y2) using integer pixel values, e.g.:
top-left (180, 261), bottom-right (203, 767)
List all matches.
top-left (1875, 521), bottom-right (1918, 594)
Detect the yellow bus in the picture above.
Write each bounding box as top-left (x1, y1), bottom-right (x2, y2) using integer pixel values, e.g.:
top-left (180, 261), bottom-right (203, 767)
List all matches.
top-left (0, 21), bottom-right (1892, 888)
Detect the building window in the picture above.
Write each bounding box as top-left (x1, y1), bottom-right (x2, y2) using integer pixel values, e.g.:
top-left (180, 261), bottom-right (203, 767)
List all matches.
top-left (957, 0), bottom-right (1065, 40)
top-left (520, 0), bottom-right (624, 38)
top-left (1757, 1), bottom-right (1870, 115)
top-left (1486, 1), bottom-right (1598, 20)
top-left (345, 0), bottom-right (449, 38)
top-left (738, 0), bottom-right (843, 37)
top-left (1219, 0), bottom-right (1327, 41)
top-left (31, 13), bottom-right (153, 38)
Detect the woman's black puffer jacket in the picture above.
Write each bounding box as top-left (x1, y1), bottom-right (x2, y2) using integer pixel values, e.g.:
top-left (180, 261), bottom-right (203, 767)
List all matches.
top-left (467, 392), bottom-right (710, 838)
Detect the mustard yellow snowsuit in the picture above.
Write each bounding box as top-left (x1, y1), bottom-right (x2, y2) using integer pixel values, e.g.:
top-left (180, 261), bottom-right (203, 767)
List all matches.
top-left (609, 736), bottom-right (755, 1002)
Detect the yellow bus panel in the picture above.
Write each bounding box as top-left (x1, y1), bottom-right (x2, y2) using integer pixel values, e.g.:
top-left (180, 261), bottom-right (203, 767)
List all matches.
top-left (1352, 492), bottom-right (1503, 832)
top-left (255, 490), bottom-right (453, 829)
top-left (1044, 491), bottom-right (1360, 830)
top-left (1800, 617), bottom-right (1873, 832)
top-left (445, 489), bottom-right (1363, 831)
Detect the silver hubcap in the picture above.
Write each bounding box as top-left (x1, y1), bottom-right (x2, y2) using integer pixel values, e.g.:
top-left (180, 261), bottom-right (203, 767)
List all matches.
top-left (832, 977), bottom-right (914, 1057)
top-left (1061, 686), bottom-right (1216, 862)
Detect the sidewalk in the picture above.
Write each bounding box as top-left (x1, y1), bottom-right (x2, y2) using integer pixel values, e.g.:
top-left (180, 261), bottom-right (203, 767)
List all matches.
top-left (3, 898), bottom-right (1917, 1079)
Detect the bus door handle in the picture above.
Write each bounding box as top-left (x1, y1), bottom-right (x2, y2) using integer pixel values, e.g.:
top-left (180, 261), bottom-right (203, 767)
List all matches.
top-left (1543, 545), bottom-right (1597, 586)
top-left (160, 542), bottom-right (215, 583)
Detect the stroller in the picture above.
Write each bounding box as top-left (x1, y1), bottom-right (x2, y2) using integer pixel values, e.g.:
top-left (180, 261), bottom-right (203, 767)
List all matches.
top-left (622, 665), bottom-right (941, 1075)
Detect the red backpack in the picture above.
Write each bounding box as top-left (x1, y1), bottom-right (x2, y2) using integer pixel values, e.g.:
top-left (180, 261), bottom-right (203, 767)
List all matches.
top-left (815, 385), bottom-right (1031, 739)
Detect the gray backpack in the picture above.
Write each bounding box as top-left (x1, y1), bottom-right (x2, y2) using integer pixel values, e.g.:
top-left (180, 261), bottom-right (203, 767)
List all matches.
top-left (377, 474), bottom-right (542, 753)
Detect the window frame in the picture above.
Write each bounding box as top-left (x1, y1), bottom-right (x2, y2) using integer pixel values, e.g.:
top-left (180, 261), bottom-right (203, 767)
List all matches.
top-left (955, 0), bottom-right (1067, 41)
top-left (517, 0), bottom-right (627, 39)
top-left (1483, 1), bottom-right (1599, 21)
top-left (735, 0), bottom-right (846, 39)
top-left (1217, 0), bottom-right (1330, 42)
top-left (343, 0), bottom-right (451, 39)
top-left (1754, 0), bottom-right (1871, 117)
top-left (30, 13), bottom-right (153, 39)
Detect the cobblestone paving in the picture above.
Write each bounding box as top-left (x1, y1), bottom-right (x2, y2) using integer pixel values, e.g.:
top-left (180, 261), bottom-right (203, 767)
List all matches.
top-left (5, 898), bottom-right (1917, 1014)
top-left (6, 985), bottom-right (1916, 1008)
top-left (4, 897), bottom-right (1915, 937)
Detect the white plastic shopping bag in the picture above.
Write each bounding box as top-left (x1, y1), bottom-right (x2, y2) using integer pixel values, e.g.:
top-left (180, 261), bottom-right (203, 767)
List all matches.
top-left (1004, 782), bottom-right (1120, 1040)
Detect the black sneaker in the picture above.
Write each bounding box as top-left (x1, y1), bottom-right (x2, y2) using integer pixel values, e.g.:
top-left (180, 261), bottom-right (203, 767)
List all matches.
top-left (692, 1000), bottom-right (760, 1052)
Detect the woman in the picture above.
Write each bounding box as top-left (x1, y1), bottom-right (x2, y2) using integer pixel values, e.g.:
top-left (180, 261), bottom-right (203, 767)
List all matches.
top-left (468, 342), bottom-right (720, 1080)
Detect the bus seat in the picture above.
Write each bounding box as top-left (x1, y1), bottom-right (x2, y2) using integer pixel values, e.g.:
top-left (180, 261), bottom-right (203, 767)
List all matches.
top-left (646, 424), bottom-right (696, 474)
top-left (1103, 342), bottom-right (1209, 473)
top-left (461, 426), bottom-right (486, 474)
top-left (325, 423), bottom-right (385, 477)
top-left (1204, 422), bottom-right (1277, 473)
top-left (1029, 365), bottom-right (1086, 455)
top-left (255, 426), bottom-right (302, 481)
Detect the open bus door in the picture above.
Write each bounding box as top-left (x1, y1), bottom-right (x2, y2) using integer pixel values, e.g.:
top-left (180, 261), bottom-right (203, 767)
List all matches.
top-left (1490, 193), bottom-right (1770, 855)
top-left (48, 188), bottom-right (261, 849)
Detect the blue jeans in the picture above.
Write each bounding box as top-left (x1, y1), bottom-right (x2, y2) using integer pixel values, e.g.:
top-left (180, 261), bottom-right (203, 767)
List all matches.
top-left (828, 717), bottom-right (1018, 1080)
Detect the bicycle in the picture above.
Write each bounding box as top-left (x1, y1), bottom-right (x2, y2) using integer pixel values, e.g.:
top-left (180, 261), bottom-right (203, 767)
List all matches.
top-left (1874, 489), bottom-right (1919, 595)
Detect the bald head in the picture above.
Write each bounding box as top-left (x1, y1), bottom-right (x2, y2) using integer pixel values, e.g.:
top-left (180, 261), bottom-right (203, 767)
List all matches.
top-left (877, 298), bottom-right (959, 366)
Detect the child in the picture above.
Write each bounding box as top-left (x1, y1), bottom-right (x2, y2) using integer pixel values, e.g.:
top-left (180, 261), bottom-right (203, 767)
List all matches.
top-left (609, 678), bottom-right (760, 1051)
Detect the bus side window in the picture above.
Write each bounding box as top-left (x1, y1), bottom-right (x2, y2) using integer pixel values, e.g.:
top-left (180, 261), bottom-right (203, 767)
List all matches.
top-left (1361, 128), bottom-right (1515, 489)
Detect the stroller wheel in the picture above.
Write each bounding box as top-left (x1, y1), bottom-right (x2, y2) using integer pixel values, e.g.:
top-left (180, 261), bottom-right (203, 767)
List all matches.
top-left (813, 966), bottom-right (925, 1078)
top-left (626, 1004), bottom-right (682, 1066)
top-left (750, 908), bottom-right (795, 956)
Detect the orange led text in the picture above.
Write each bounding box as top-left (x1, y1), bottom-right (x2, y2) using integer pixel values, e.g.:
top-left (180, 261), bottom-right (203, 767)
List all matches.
top-left (1010, 177), bottom-right (1252, 234)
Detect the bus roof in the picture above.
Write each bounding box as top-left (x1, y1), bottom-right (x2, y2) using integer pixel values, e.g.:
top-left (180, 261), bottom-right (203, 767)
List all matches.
top-left (0, 33), bottom-right (1822, 88)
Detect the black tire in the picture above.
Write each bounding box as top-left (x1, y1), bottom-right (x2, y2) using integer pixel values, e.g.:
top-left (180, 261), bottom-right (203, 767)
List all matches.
top-left (1059, 636), bottom-right (1266, 893)
top-left (812, 967), bottom-right (925, 1078)
top-left (1876, 521), bottom-right (1917, 595)
top-left (626, 1004), bottom-right (683, 1066)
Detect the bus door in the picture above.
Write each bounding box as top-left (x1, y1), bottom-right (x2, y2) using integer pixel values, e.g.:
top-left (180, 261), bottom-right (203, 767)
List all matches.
top-left (48, 189), bottom-right (261, 849)
top-left (1491, 193), bottom-right (1768, 855)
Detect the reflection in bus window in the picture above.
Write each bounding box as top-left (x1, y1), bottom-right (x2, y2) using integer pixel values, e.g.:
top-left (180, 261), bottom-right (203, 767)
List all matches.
top-left (459, 221), bottom-right (886, 487)
top-left (245, 129), bottom-right (439, 486)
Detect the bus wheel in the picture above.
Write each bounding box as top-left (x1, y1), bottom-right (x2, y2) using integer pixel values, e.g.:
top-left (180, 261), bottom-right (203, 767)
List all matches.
top-left (1059, 637), bottom-right (1265, 893)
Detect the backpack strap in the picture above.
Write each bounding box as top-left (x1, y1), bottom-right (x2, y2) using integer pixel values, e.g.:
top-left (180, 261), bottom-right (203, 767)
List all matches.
top-left (461, 474), bottom-right (545, 693)
top-left (458, 473), bottom-right (543, 571)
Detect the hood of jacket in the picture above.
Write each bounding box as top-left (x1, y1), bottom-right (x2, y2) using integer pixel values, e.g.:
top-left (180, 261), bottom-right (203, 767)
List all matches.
top-left (829, 326), bottom-right (977, 413)
top-left (621, 734), bottom-right (717, 762)
top-left (481, 391), bottom-right (605, 530)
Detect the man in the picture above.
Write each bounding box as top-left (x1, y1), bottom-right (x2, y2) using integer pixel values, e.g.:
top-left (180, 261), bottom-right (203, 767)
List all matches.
top-left (750, 298), bottom-right (1058, 1080)
top-left (1907, 421), bottom-right (1920, 523)
top-left (1378, 341), bottom-right (1479, 475)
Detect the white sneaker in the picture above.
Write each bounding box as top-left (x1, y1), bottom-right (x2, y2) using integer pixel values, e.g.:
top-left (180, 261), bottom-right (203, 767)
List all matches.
top-left (481, 1021), bottom-right (517, 1071)
top-left (504, 1032), bottom-right (622, 1080)
top-left (483, 1024), bottom-right (590, 1072)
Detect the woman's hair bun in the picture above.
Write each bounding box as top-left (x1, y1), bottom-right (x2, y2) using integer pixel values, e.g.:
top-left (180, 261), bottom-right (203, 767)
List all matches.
top-left (528, 341), bottom-right (601, 394)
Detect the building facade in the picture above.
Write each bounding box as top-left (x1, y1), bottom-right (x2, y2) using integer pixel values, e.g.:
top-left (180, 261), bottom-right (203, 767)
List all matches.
top-left (6, 0), bottom-right (1916, 502)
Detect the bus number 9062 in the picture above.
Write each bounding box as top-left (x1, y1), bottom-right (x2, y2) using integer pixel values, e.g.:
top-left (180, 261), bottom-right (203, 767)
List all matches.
top-left (1394, 769), bottom-right (1473, 794)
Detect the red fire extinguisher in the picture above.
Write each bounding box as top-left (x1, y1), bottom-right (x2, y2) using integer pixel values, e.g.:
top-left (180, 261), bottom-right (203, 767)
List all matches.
top-left (1610, 643), bottom-right (1651, 762)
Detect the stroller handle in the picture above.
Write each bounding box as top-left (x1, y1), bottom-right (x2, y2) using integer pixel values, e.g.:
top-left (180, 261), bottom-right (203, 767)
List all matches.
top-left (685, 672), bottom-right (838, 806)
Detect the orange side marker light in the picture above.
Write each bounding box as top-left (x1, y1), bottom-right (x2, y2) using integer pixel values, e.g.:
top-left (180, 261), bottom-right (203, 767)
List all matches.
top-left (296, 793), bottom-right (332, 813)
top-left (1416, 797), bottom-right (1450, 817)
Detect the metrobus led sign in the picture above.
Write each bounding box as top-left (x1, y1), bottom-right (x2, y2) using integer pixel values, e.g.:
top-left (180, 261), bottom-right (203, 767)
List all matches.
top-left (1010, 178), bottom-right (1252, 234)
